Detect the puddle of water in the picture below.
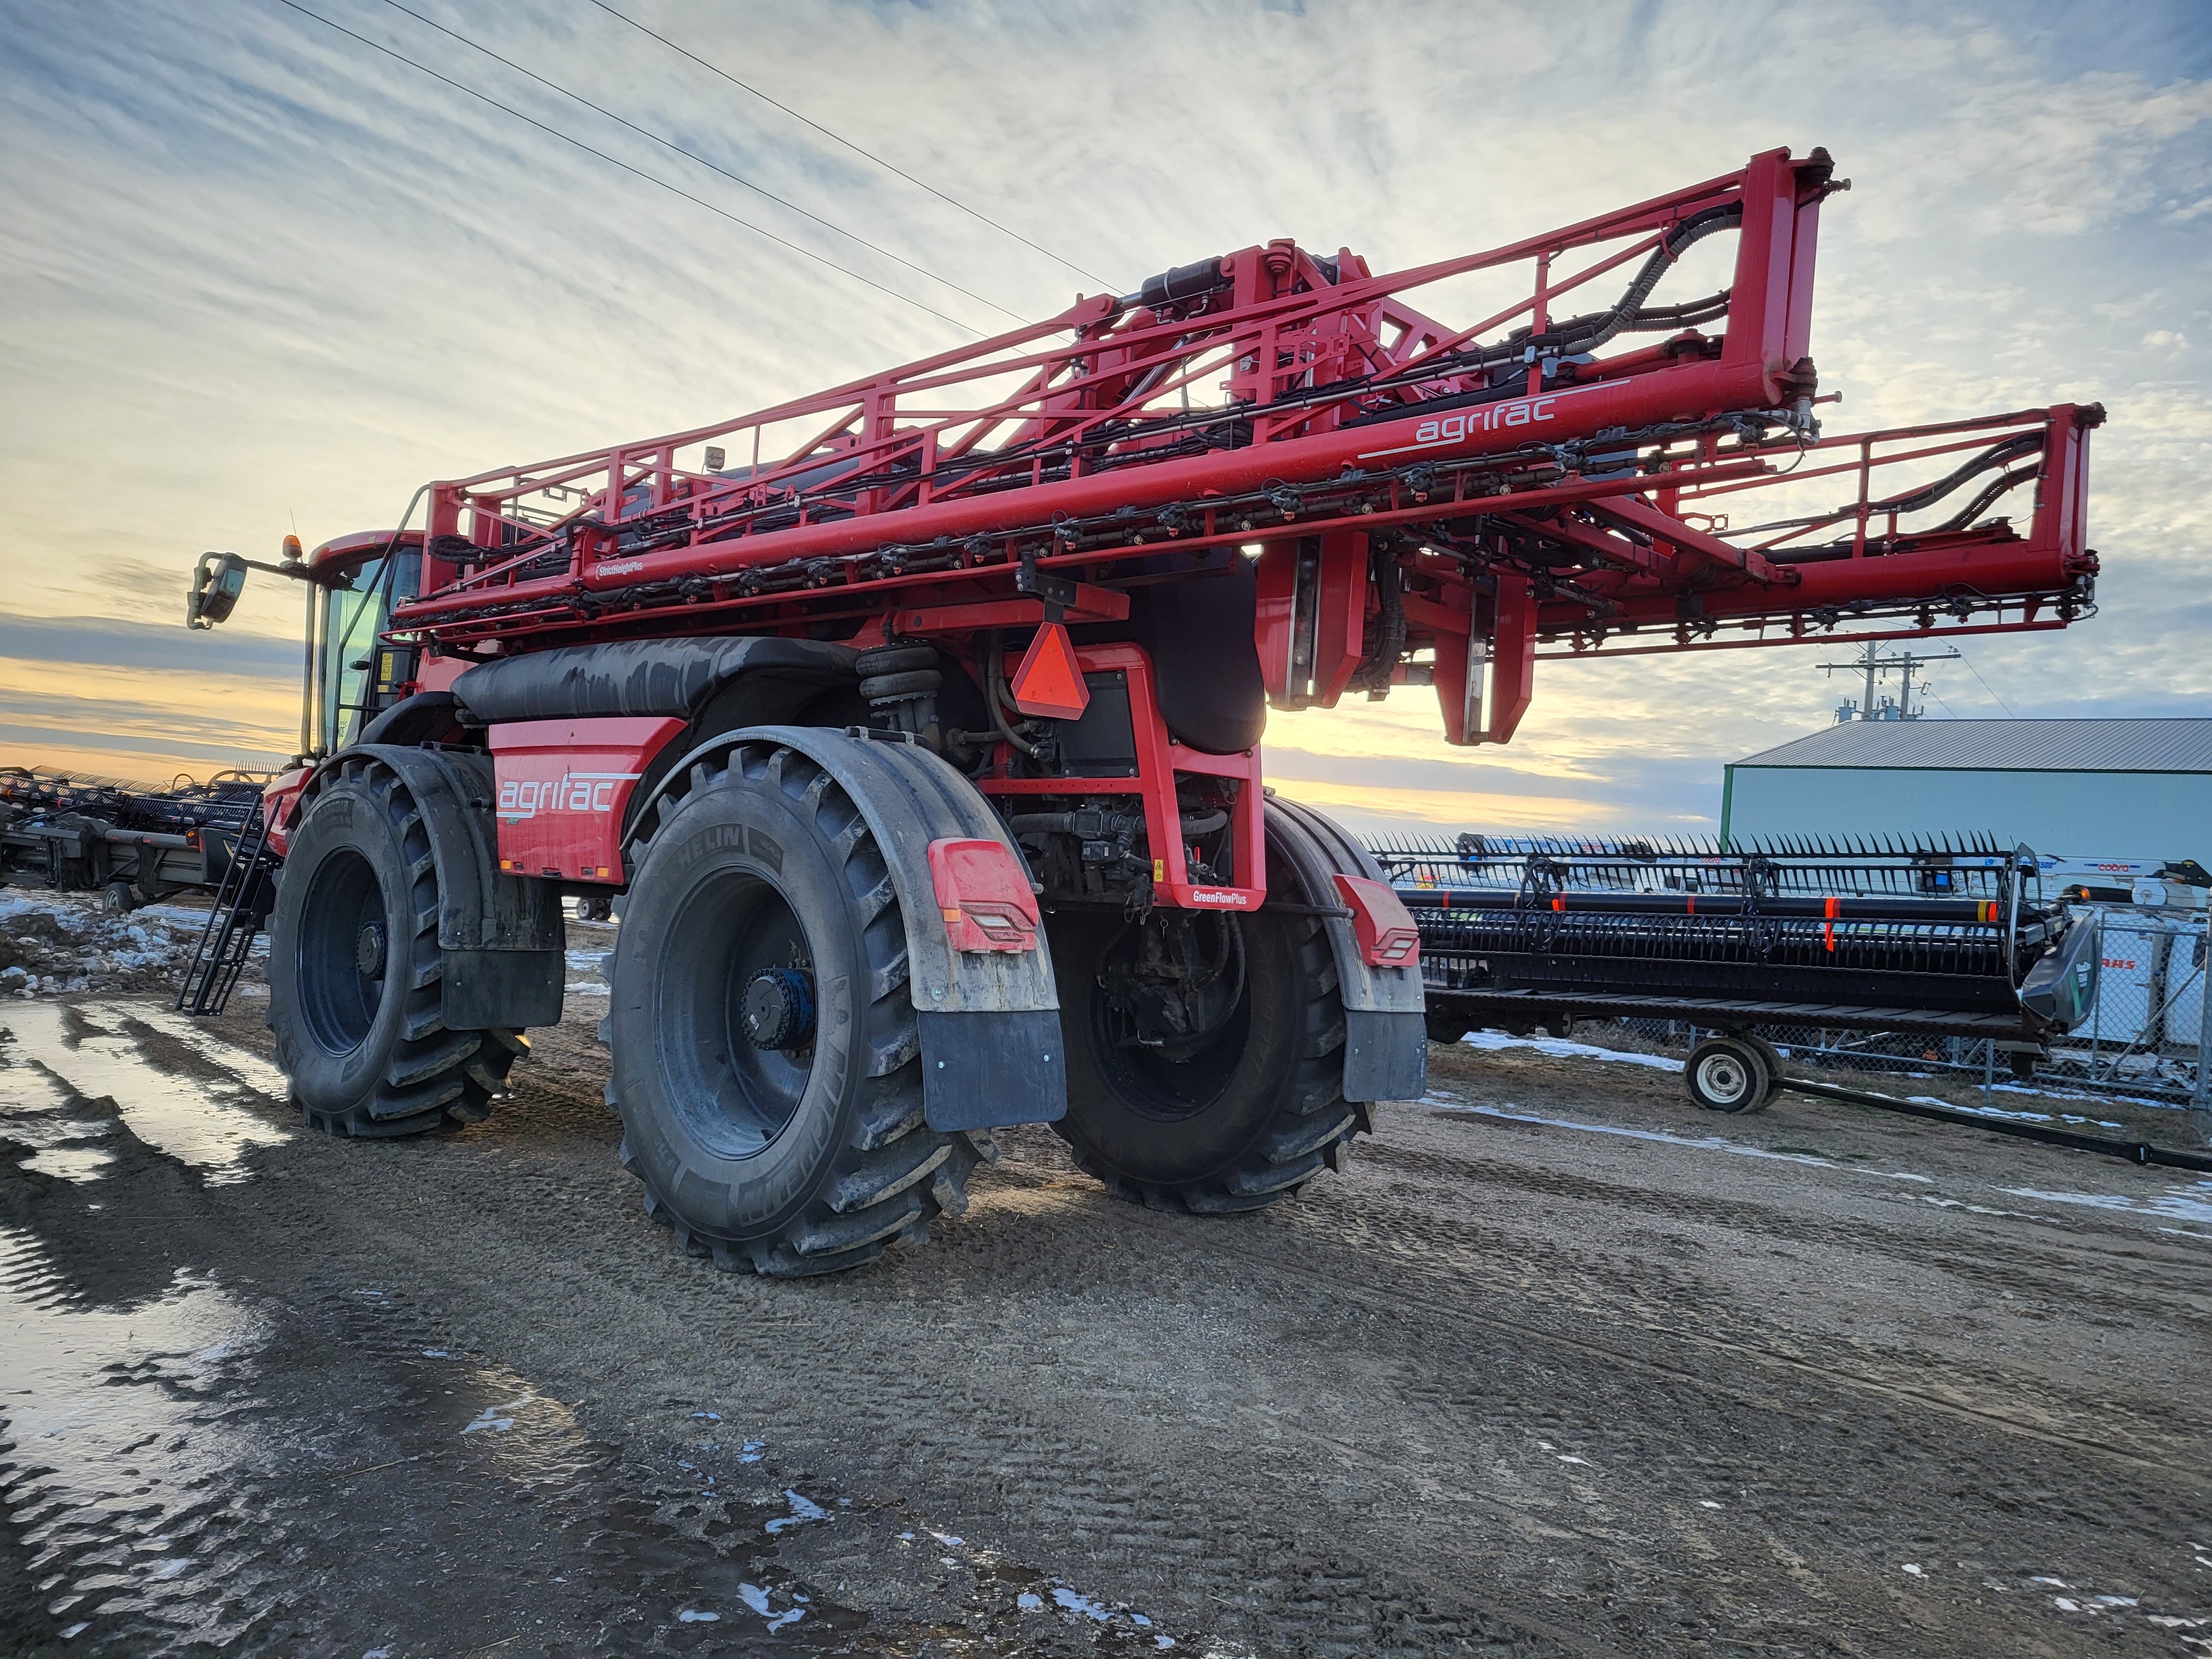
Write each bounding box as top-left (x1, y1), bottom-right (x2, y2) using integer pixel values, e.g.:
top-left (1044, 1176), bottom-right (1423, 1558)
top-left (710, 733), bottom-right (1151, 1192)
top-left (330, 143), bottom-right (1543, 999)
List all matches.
top-left (0, 1032), bottom-right (115, 1181)
top-left (0, 1224), bottom-right (273, 1649)
top-left (0, 1001), bottom-right (287, 1183)
top-left (0, 1232), bottom-right (864, 1653)
top-left (105, 1001), bottom-right (292, 1100)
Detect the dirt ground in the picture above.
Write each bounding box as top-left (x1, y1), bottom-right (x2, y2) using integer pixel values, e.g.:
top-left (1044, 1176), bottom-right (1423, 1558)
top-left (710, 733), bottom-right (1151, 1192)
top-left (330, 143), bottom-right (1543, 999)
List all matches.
top-left (2, 941), bottom-right (2208, 1656)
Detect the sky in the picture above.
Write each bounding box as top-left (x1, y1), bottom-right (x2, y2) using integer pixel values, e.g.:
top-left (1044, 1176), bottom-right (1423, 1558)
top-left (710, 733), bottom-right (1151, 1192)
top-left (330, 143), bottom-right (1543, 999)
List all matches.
top-left (1, 0), bottom-right (2208, 844)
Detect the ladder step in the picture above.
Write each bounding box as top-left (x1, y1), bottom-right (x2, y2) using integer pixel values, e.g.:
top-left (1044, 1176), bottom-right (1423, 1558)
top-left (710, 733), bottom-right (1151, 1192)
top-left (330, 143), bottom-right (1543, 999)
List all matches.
top-left (176, 803), bottom-right (279, 1018)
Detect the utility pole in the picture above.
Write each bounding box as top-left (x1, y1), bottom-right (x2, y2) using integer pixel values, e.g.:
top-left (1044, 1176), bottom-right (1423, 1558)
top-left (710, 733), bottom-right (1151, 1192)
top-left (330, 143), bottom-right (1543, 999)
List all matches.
top-left (1821, 640), bottom-right (1961, 722)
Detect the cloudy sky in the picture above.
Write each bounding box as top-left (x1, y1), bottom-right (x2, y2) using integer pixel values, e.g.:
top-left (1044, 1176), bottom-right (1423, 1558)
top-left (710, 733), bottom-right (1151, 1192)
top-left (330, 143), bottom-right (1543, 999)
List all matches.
top-left (2, 0), bottom-right (2206, 841)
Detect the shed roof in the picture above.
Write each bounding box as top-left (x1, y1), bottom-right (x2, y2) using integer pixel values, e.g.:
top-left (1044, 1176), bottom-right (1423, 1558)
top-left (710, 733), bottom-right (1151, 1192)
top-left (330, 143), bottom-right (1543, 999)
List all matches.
top-left (1735, 719), bottom-right (2212, 774)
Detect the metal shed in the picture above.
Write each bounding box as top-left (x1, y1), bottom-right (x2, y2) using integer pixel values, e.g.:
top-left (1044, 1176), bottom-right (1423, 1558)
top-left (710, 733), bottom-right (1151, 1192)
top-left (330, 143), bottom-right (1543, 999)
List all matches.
top-left (1721, 719), bottom-right (2212, 864)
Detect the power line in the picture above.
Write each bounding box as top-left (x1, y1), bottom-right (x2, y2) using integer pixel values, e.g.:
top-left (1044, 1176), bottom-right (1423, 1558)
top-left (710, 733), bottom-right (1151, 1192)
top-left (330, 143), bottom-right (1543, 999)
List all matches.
top-left (1954, 648), bottom-right (2020, 717)
top-left (377, 0), bottom-right (1026, 325)
top-left (265, 0), bottom-right (984, 336)
top-left (581, 0), bottom-right (1120, 293)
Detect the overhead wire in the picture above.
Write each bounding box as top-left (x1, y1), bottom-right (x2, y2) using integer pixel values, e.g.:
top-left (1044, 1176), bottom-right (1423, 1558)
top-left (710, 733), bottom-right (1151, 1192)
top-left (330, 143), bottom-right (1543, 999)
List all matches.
top-left (375, 0), bottom-right (1027, 326)
top-left (1954, 648), bottom-right (2020, 717)
top-left (580, 0), bottom-right (1120, 292)
top-left (264, 0), bottom-right (986, 336)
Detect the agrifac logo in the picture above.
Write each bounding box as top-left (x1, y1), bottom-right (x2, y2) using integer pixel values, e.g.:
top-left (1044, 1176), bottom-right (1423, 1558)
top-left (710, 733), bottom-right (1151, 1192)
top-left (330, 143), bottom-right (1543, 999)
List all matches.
top-left (1412, 395), bottom-right (1559, 444)
top-left (498, 771), bottom-right (640, 821)
top-left (1359, 380), bottom-right (1604, 464)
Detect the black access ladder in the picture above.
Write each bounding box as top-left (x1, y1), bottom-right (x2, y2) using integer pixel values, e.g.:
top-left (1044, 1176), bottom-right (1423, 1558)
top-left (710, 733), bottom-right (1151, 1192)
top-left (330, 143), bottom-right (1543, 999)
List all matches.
top-left (176, 804), bottom-right (279, 1016)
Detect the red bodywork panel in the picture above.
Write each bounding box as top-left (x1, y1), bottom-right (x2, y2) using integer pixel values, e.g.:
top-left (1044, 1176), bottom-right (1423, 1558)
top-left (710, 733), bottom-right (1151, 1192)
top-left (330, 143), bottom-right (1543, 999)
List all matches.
top-left (261, 765), bottom-right (315, 858)
top-left (489, 717), bottom-right (684, 884)
top-left (978, 642), bottom-right (1268, 914)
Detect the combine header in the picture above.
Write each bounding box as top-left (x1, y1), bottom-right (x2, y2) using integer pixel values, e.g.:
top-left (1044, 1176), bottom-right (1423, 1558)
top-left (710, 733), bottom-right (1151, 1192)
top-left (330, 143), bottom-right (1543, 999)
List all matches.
top-left (1376, 834), bottom-right (2101, 1110)
top-left (1, 767), bottom-right (269, 912)
top-left (185, 147), bottom-right (2102, 1274)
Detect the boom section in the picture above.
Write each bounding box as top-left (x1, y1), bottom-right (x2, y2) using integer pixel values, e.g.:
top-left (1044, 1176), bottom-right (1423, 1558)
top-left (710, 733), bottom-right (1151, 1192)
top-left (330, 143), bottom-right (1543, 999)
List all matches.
top-left (390, 148), bottom-right (1835, 647)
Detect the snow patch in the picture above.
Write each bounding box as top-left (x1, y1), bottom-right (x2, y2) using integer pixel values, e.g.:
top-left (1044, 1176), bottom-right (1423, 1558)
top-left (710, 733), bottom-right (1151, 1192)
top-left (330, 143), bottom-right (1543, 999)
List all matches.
top-left (2000, 1183), bottom-right (2212, 1225)
top-left (765, 1489), bottom-right (827, 1534)
top-left (1457, 1029), bottom-right (1684, 1072)
top-left (1053, 1586), bottom-right (1112, 1621)
top-left (1433, 1100), bottom-right (1934, 1182)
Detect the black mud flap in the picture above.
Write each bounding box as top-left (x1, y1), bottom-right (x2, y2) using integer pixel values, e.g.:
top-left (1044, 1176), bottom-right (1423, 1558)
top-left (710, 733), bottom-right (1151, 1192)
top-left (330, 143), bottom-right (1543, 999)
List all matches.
top-left (918, 1010), bottom-right (1068, 1130)
top-left (1345, 1009), bottom-right (1428, 1104)
top-left (442, 947), bottom-right (565, 1032)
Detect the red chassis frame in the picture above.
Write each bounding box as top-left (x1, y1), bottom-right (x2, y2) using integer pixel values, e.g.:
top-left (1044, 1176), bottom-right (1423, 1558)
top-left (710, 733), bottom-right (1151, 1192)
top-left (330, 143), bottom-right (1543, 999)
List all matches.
top-left (976, 642), bottom-right (1269, 912)
top-left (293, 145), bottom-right (2102, 909)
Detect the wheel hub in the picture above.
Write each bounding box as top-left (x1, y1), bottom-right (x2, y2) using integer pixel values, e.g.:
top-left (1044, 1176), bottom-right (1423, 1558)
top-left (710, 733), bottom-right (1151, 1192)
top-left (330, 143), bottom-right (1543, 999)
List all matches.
top-left (1099, 912), bottom-right (1244, 1061)
top-left (354, 920), bottom-right (388, 979)
top-left (1697, 1052), bottom-right (1747, 1104)
top-left (740, 968), bottom-right (816, 1051)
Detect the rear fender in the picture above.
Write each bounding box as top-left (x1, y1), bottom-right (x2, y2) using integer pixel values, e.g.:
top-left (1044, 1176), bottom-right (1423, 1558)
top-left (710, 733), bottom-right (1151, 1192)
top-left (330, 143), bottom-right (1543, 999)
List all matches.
top-left (1264, 795), bottom-right (1427, 1102)
top-left (629, 726), bottom-right (1066, 1132)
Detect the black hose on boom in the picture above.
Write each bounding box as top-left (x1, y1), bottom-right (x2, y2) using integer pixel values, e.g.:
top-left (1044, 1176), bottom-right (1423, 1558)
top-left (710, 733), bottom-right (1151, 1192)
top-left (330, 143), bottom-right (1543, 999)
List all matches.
top-left (1489, 203), bottom-right (1745, 366)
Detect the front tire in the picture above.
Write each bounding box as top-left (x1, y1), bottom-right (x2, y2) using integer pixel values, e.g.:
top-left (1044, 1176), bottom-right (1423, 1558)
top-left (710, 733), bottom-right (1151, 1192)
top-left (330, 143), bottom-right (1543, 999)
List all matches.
top-left (607, 739), bottom-right (989, 1276)
top-left (267, 757), bottom-right (525, 1136)
top-left (1050, 907), bottom-right (1363, 1213)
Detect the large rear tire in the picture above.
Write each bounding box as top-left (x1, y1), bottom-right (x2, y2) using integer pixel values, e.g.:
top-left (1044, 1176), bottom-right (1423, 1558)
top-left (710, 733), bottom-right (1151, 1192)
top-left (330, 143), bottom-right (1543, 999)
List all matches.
top-left (606, 738), bottom-right (990, 1276)
top-left (1050, 907), bottom-right (1363, 1213)
top-left (268, 757), bottom-right (525, 1136)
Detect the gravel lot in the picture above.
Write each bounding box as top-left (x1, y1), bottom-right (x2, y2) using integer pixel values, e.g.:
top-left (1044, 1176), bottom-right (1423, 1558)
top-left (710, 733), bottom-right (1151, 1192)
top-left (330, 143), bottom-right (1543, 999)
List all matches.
top-left (2, 934), bottom-right (2208, 1656)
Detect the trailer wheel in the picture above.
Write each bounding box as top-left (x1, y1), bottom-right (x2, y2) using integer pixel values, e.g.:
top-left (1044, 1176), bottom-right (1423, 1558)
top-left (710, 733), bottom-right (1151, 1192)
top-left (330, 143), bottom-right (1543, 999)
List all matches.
top-left (1683, 1035), bottom-right (1771, 1114)
top-left (1049, 908), bottom-right (1363, 1214)
top-left (606, 739), bottom-right (985, 1277)
top-left (1745, 1035), bottom-right (1787, 1107)
top-left (100, 881), bottom-right (136, 917)
top-left (268, 758), bottom-right (526, 1137)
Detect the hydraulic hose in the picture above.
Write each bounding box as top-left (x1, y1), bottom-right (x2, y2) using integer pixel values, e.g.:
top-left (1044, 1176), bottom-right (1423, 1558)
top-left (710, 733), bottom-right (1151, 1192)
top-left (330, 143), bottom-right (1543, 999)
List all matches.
top-left (1491, 204), bottom-right (1745, 366)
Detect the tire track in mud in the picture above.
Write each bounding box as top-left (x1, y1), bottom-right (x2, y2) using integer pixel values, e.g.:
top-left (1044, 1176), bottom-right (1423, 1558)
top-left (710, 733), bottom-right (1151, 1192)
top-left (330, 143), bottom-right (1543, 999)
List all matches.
top-left (957, 1162), bottom-right (2205, 1656)
top-left (389, 1040), bottom-right (2203, 1655)
top-left (1316, 1125), bottom-right (2210, 1464)
top-left (67, 1001), bottom-right (2206, 1657)
top-left (1343, 1108), bottom-right (2208, 1335)
top-left (977, 1151), bottom-right (2209, 1483)
top-left (1373, 1117), bottom-right (2212, 1302)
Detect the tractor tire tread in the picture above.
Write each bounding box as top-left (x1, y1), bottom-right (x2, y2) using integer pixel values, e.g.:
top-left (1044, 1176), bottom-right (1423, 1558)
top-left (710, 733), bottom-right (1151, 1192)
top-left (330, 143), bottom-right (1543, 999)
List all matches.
top-left (1115, 916), bottom-right (1365, 1217)
top-left (274, 755), bottom-right (525, 1139)
top-left (608, 737), bottom-right (981, 1275)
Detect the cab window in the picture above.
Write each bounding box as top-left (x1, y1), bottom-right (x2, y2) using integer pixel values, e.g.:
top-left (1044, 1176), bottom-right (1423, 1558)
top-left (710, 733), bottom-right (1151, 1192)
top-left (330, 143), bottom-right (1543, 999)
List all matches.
top-left (320, 551), bottom-right (421, 752)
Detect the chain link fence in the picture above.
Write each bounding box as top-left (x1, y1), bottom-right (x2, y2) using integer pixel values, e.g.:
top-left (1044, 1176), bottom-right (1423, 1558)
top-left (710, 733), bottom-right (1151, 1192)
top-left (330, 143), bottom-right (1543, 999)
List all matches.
top-left (1503, 906), bottom-right (2209, 1139)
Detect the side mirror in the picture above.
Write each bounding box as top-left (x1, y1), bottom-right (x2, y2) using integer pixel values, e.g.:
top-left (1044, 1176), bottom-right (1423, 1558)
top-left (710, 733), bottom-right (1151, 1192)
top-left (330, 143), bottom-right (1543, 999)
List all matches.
top-left (187, 551), bottom-right (249, 629)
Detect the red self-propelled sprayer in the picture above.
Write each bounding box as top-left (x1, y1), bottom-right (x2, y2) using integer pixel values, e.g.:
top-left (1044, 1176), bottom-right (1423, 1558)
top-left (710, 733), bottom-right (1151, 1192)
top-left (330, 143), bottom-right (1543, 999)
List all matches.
top-left (184, 147), bottom-right (2098, 1274)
